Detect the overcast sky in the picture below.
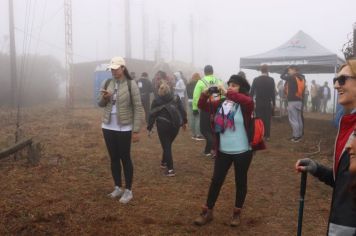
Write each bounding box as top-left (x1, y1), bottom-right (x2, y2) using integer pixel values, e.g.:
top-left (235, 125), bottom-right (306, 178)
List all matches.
top-left (1, 0), bottom-right (355, 83)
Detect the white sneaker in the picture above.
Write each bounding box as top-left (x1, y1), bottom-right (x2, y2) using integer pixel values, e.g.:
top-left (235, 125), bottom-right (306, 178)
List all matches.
top-left (107, 186), bottom-right (124, 198)
top-left (119, 189), bottom-right (133, 204)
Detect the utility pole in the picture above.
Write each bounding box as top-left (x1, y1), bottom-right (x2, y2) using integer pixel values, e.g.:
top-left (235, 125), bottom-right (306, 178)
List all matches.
top-left (141, 2), bottom-right (146, 60)
top-left (171, 23), bottom-right (175, 61)
top-left (64, 0), bottom-right (73, 108)
top-left (353, 22), bottom-right (356, 57)
top-left (124, 0), bottom-right (131, 58)
top-left (190, 15), bottom-right (195, 65)
top-left (156, 20), bottom-right (161, 62)
top-left (9, 0), bottom-right (17, 108)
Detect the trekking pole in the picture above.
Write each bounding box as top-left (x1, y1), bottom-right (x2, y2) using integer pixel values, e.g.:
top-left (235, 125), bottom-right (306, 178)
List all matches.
top-left (297, 171), bottom-right (308, 236)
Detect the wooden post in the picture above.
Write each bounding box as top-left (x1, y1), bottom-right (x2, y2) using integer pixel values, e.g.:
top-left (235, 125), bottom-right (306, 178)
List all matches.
top-left (0, 138), bottom-right (40, 165)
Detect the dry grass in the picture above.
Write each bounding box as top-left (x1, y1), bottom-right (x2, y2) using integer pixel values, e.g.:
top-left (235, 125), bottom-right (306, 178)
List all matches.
top-left (0, 104), bottom-right (336, 235)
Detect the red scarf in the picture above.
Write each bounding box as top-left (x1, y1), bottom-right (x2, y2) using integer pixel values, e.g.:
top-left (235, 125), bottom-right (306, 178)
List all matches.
top-left (334, 113), bottom-right (356, 177)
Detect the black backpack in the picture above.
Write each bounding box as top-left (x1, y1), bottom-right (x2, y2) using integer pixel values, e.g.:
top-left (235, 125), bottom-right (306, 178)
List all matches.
top-left (164, 96), bottom-right (183, 128)
top-left (150, 95), bottom-right (183, 128)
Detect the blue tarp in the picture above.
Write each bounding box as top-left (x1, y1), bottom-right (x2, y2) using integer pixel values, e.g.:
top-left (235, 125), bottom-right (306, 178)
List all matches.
top-left (93, 65), bottom-right (112, 106)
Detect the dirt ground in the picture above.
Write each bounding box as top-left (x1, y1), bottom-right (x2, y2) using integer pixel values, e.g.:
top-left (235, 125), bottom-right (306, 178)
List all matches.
top-left (0, 104), bottom-right (337, 235)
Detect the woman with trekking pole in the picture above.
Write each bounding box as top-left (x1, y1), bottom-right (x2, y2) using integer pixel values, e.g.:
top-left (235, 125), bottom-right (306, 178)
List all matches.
top-left (295, 59), bottom-right (356, 235)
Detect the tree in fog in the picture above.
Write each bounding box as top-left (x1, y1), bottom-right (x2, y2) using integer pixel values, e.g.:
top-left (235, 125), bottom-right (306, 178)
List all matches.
top-left (0, 53), bottom-right (64, 106)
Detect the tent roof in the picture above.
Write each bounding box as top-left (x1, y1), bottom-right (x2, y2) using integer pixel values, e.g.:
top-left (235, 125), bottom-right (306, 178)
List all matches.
top-left (240, 31), bottom-right (345, 74)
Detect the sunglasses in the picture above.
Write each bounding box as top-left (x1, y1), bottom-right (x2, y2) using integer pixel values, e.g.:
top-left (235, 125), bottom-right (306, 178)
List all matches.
top-left (333, 75), bottom-right (356, 86)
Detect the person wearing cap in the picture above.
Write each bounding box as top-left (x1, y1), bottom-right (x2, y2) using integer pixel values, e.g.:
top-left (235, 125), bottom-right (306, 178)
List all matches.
top-left (280, 65), bottom-right (306, 142)
top-left (97, 56), bottom-right (143, 204)
top-left (296, 59), bottom-right (356, 235)
top-left (192, 65), bottom-right (222, 157)
top-left (137, 72), bottom-right (153, 123)
top-left (250, 64), bottom-right (276, 141)
top-left (194, 74), bottom-right (256, 227)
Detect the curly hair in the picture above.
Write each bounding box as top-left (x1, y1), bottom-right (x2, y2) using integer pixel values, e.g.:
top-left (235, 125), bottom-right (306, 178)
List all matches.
top-left (191, 72), bottom-right (201, 82)
top-left (158, 82), bottom-right (171, 97)
top-left (227, 74), bottom-right (251, 95)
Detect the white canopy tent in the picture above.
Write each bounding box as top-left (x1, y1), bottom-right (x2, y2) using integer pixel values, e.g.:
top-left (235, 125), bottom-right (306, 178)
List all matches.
top-left (240, 31), bottom-right (344, 74)
top-left (240, 31), bottom-right (345, 117)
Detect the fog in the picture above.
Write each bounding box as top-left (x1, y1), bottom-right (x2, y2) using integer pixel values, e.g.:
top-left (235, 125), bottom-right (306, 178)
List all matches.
top-left (0, 0), bottom-right (355, 94)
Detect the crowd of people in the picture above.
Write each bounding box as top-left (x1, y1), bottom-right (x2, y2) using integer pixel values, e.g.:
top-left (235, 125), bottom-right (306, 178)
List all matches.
top-left (277, 76), bottom-right (332, 115)
top-left (97, 56), bottom-right (356, 235)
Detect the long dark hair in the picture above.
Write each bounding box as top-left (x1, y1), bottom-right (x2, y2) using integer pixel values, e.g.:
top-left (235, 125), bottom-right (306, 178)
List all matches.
top-left (122, 66), bottom-right (133, 80)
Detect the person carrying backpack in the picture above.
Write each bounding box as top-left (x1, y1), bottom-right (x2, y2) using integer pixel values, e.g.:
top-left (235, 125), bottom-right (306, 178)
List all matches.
top-left (194, 74), bottom-right (263, 227)
top-left (192, 65), bottom-right (223, 157)
top-left (97, 56), bottom-right (144, 204)
top-left (250, 64), bottom-right (276, 141)
top-left (280, 65), bottom-right (306, 142)
top-left (147, 82), bottom-right (187, 177)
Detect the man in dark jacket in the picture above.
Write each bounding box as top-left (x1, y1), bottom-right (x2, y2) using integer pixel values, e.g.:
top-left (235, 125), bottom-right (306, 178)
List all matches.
top-left (280, 65), bottom-right (306, 142)
top-left (250, 64), bottom-right (275, 140)
top-left (137, 72), bottom-right (153, 123)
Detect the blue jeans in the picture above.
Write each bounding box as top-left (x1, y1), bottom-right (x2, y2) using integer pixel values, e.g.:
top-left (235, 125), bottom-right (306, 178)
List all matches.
top-left (287, 101), bottom-right (303, 138)
top-left (188, 101), bottom-right (201, 137)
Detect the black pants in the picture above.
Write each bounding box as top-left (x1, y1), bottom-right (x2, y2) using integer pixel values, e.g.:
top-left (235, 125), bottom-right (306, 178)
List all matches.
top-left (256, 103), bottom-right (272, 138)
top-left (200, 110), bottom-right (214, 154)
top-left (141, 94), bottom-right (150, 123)
top-left (102, 129), bottom-right (133, 190)
top-left (312, 97), bottom-right (321, 112)
top-left (206, 150), bottom-right (253, 209)
top-left (157, 118), bottom-right (179, 170)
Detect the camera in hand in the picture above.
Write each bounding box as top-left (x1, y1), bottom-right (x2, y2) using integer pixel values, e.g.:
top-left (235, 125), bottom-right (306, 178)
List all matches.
top-left (208, 86), bottom-right (219, 94)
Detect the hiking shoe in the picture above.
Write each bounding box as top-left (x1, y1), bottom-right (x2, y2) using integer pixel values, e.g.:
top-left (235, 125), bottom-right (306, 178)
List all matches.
top-left (230, 208), bottom-right (241, 227)
top-left (165, 169), bottom-right (176, 177)
top-left (119, 189), bottom-right (133, 204)
top-left (291, 137), bottom-right (302, 143)
top-left (194, 206), bottom-right (213, 226)
top-left (160, 162), bottom-right (167, 169)
top-left (195, 136), bottom-right (205, 141)
top-left (107, 186), bottom-right (124, 198)
top-left (203, 152), bottom-right (212, 157)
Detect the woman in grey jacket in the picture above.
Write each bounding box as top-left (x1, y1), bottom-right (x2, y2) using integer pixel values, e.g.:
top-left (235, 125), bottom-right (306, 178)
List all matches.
top-left (98, 56), bottom-right (143, 204)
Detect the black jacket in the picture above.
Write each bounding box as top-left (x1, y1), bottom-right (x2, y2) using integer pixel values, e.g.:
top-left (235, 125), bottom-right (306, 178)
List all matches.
top-left (314, 152), bottom-right (356, 230)
top-left (280, 72), bottom-right (305, 102)
top-left (147, 93), bottom-right (187, 131)
top-left (137, 78), bottom-right (153, 100)
top-left (312, 114), bottom-right (356, 232)
top-left (186, 81), bottom-right (197, 99)
top-left (250, 75), bottom-right (276, 107)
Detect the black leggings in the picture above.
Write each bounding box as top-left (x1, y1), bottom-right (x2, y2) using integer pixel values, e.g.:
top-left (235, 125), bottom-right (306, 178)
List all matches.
top-left (200, 110), bottom-right (214, 154)
top-left (156, 118), bottom-right (179, 170)
top-left (206, 150), bottom-right (253, 209)
top-left (102, 129), bottom-right (133, 190)
top-left (256, 103), bottom-right (272, 138)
